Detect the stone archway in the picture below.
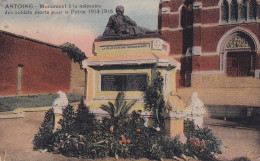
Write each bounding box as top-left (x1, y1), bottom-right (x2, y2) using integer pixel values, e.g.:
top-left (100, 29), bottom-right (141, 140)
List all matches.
top-left (218, 29), bottom-right (258, 77)
top-left (225, 33), bottom-right (256, 77)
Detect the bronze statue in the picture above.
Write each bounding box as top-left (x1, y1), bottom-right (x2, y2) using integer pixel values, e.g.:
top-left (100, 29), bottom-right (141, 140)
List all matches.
top-left (103, 6), bottom-right (156, 37)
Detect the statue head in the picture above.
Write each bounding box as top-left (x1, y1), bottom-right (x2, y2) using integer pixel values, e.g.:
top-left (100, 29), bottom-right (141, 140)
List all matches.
top-left (116, 5), bottom-right (124, 14)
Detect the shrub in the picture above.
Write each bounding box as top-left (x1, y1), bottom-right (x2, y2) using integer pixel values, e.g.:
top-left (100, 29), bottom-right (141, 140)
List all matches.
top-left (33, 108), bottom-right (54, 150)
top-left (100, 111), bottom-right (165, 159)
top-left (184, 120), bottom-right (222, 161)
top-left (58, 104), bottom-right (76, 134)
top-left (60, 42), bottom-right (87, 66)
top-left (73, 100), bottom-right (97, 135)
top-left (143, 70), bottom-right (165, 124)
top-left (100, 91), bottom-right (137, 122)
top-left (35, 94), bottom-right (221, 161)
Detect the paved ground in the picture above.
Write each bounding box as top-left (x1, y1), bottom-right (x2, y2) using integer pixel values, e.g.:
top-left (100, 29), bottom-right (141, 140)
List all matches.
top-left (204, 118), bottom-right (260, 161)
top-left (0, 111), bottom-right (259, 161)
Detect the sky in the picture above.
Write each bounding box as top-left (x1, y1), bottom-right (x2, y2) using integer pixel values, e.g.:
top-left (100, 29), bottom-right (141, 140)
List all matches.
top-left (0, 0), bottom-right (160, 56)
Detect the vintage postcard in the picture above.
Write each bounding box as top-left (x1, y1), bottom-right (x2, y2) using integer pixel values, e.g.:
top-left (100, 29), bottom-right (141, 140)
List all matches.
top-left (0, 0), bottom-right (259, 161)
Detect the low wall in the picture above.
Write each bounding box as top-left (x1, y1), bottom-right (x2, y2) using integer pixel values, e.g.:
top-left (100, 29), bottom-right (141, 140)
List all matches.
top-left (205, 105), bottom-right (248, 119)
top-left (191, 73), bottom-right (260, 88)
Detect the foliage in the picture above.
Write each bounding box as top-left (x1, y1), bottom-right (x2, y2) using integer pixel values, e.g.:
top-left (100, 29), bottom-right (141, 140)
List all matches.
top-left (184, 120), bottom-right (222, 161)
top-left (59, 104), bottom-right (76, 134)
top-left (143, 70), bottom-right (165, 123)
top-left (100, 91), bottom-right (137, 122)
top-left (73, 100), bottom-right (98, 135)
top-left (34, 94), bottom-right (221, 161)
top-left (60, 42), bottom-right (87, 66)
top-left (33, 109), bottom-right (54, 150)
top-left (100, 111), bottom-right (166, 159)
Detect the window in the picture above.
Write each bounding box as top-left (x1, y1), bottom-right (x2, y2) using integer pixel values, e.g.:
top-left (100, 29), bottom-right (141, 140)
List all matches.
top-left (101, 74), bottom-right (147, 91)
top-left (221, 0), bottom-right (229, 22)
top-left (220, 0), bottom-right (257, 23)
top-left (181, 6), bottom-right (187, 28)
top-left (239, 0), bottom-right (247, 20)
top-left (248, 0), bottom-right (257, 19)
top-left (17, 64), bottom-right (24, 94)
top-left (230, 0), bottom-right (238, 21)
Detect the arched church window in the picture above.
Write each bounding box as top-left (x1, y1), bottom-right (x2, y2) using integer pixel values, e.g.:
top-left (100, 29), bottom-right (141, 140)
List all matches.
top-left (239, 0), bottom-right (247, 20)
top-left (221, 0), bottom-right (229, 22)
top-left (230, 0), bottom-right (238, 21)
top-left (248, 0), bottom-right (257, 19)
top-left (181, 6), bottom-right (187, 28)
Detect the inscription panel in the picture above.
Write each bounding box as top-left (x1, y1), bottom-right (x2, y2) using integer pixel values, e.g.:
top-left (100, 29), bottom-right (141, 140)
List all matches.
top-left (101, 74), bottom-right (147, 91)
top-left (99, 43), bottom-right (150, 50)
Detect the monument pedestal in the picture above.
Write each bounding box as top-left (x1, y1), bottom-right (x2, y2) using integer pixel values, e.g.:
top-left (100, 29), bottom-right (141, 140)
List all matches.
top-left (162, 110), bottom-right (189, 143)
top-left (82, 36), bottom-right (180, 114)
top-left (54, 113), bottom-right (62, 131)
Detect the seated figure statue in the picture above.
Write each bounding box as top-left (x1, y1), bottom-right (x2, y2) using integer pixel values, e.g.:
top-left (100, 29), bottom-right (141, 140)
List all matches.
top-left (103, 6), bottom-right (156, 37)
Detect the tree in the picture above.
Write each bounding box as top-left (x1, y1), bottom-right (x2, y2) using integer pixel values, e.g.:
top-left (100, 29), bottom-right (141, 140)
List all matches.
top-left (143, 70), bottom-right (165, 124)
top-left (33, 109), bottom-right (54, 150)
top-left (60, 42), bottom-right (87, 67)
top-left (74, 99), bottom-right (97, 135)
top-left (59, 104), bottom-right (76, 133)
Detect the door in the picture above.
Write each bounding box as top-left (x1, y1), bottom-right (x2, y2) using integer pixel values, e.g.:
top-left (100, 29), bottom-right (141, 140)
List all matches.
top-left (227, 52), bottom-right (252, 77)
top-left (17, 64), bottom-right (24, 94)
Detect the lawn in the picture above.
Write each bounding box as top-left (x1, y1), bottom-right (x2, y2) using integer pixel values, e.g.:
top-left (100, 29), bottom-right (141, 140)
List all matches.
top-left (0, 93), bottom-right (84, 112)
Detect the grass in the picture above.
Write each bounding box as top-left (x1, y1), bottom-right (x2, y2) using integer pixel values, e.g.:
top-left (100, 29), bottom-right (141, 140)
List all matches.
top-left (0, 93), bottom-right (84, 112)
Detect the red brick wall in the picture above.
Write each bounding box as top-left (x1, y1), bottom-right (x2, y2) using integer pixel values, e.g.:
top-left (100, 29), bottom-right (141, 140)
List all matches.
top-left (201, 24), bottom-right (259, 52)
top-left (202, 0), bottom-right (219, 7)
top-left (160, 0), bottom-right (260, 90)
top-left (161, 14), bottom-right (170, 28)
top-left (192, 55), bottom-right (220, 71)
top-left (193, 8), bottom-right (201, 23)
top-left (0, 32), bottom-right (71, 95)
top-left (171, 0), bottom-right (184, 12)
top-left (202, 8), bottom-right (219, 24)
top-left (169, 14), bottom-right (179, 28)
top-left (167, 31), bottom-right (183, 55)
top-left (193, 27), bottom-right (201, 46)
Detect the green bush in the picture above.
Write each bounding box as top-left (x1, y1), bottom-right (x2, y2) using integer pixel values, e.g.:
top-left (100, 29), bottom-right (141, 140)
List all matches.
top-left (35, 94), bottom-right (221, 160)
top-left (143, 70), bottom-right (165, 124)
top-left (184, 120), bottom-right (222, 161)
top-left (33, 109), bottom-right (54, 150)
top-left (60, 42), bottom-right (87, 66)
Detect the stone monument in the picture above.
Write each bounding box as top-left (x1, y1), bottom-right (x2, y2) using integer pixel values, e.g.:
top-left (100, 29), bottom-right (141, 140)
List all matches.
top-left (162, 90), bottom-right (190, 142)
top-left (187, 92), bottom-right (205, 128)
top-left (102, 5), bottom-right (156, 37)
top-left (52, 90), bottom-right (69, 130)
top-left (83, 6), bottom-right (180, 115)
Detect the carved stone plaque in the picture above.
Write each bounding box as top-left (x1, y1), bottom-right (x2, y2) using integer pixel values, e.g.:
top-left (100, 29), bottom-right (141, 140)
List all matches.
top-left (101, 74), bottom-right (147, 91)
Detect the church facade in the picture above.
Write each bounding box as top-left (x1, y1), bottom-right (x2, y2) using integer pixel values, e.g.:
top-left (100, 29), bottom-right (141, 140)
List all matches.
top-left (158, 0), bottom-right (260, 110)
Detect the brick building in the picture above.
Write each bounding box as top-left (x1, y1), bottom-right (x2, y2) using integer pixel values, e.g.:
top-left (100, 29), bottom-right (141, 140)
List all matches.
top-left (0, 30), bottom-right (84, 96)
top-left (158, 0), bottom-right (260, 115)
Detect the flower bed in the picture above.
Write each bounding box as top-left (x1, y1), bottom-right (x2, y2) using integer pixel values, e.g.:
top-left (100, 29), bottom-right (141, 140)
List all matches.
top-left (33, 93), bottom-right (221, 160)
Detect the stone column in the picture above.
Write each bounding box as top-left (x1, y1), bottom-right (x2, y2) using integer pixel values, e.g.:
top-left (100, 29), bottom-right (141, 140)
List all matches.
top-left (162, 111), bottom-right (188, 143)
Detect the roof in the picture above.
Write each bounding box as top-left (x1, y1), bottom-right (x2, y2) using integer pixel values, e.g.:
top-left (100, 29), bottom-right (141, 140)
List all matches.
top-left (0, 30), bottom-right (60, 49)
